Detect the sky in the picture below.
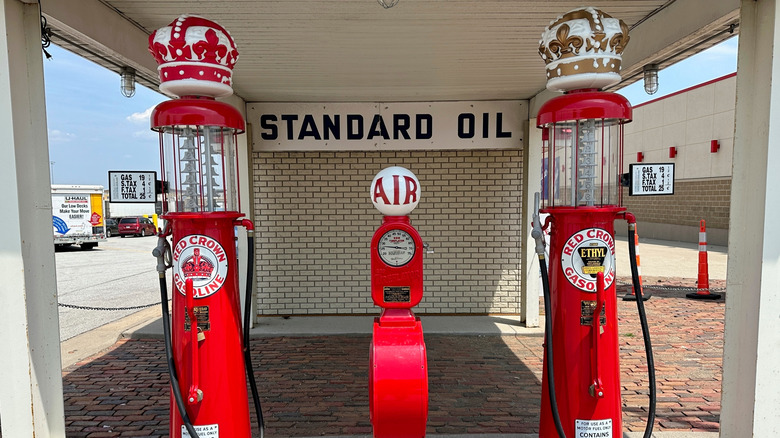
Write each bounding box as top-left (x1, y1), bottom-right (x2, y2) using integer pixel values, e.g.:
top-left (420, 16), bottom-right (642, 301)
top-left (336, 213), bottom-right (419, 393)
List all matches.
top-left (42, 36), bottom-right (739, 187)
top-left (43, 44), bottom-right (165, 187)
top-left (618, 36), bottom-right (739, 105)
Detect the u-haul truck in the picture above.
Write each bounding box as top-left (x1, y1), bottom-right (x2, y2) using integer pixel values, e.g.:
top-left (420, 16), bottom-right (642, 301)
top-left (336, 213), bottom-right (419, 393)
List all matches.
top-left (52, 185), bottom-right (107, 250)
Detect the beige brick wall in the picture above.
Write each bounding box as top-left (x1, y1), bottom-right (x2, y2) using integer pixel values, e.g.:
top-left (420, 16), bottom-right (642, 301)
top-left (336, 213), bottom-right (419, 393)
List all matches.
top-left (251, 149), bottom-right (523, 316)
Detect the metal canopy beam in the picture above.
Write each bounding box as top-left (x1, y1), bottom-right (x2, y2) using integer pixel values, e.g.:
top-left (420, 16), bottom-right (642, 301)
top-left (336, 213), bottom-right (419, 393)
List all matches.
top-left (41, 0), bottom-right (160, 91)
top-left (618, 0), bottom-right (740, 89)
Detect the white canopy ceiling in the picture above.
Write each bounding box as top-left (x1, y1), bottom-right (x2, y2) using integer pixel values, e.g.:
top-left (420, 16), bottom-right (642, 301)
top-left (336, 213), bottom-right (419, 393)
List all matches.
top-left (42, 0), bottom-right (739, 103)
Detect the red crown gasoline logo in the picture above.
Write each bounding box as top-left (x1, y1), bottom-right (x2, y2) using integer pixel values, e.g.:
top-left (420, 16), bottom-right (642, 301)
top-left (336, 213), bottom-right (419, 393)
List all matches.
top-left (173, 234), bottom-right (229, 298)
top-left (180, 248), bottom-right (215, 279)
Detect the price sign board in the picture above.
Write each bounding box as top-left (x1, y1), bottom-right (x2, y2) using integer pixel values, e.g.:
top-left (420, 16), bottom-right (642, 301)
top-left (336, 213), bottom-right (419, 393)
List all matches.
top-left (108, 171), bottom-right (157, 203)
top-left (628, 163), bottom-right (674, 196)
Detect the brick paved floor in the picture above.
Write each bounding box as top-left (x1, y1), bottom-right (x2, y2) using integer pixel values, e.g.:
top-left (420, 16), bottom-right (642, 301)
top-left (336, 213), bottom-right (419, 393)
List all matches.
top-left (62, 278), bottom-right (724, 437)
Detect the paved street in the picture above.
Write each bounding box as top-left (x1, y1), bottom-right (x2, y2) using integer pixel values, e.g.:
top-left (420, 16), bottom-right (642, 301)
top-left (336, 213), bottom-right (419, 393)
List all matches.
top-left (55, 235), bottom-right (162, 340)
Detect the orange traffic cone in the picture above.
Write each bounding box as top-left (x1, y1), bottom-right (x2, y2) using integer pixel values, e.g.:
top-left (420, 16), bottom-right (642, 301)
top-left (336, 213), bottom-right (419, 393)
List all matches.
top-left (623, 223), bottom-right (651, 301)
top-left (687, 220), bottom-right (721, 300)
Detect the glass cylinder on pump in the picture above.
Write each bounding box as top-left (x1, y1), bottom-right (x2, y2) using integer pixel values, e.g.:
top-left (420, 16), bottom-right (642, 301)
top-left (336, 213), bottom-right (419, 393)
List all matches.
top-left (538, 91), bottom-right (631, 209)
top-left (153, 98), bottom-right (244, 216)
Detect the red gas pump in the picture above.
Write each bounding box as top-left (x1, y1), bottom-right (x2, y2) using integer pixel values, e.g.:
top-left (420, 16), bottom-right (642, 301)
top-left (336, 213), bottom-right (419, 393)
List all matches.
top-left (533, 8), bottom-right (655, 438)
top-left (369, 166), bottom-right (429, 438)
top-left (148, 15), bottom-right (264, 438)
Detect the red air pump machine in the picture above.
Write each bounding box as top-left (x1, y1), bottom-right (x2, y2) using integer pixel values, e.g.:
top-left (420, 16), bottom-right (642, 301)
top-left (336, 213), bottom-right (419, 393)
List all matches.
top-left (369, 166), bottom-right (429, 438)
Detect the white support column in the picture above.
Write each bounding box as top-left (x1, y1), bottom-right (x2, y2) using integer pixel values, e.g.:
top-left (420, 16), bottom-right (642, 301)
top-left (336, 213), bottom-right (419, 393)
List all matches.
top-left (721, 1), bottom-right (780, 436)
top-left (0, 1), bottom-right (65, 437)
top-left (520, 114), bottom-right (541, 328)
top-left (221, 94), bottom-right (255, 325)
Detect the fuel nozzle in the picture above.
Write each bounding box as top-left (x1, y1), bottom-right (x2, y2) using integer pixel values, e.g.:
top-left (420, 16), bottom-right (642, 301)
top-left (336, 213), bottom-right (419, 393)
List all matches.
top-left (531, 192), bottom-right (547, 256)
top-left (152, 234), bottom-right (173, 274)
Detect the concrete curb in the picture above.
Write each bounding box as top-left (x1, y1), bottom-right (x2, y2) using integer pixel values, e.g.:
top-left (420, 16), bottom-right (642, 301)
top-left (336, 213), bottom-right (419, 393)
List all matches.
top-left (124, 314), bottom-right (547, 339)
top-left (60, 306), bottom-right (161, 369)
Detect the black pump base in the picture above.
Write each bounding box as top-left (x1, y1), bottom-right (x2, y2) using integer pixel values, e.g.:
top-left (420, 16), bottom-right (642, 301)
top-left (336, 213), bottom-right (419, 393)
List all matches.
top-left (623, 290), bottom-right (652, 301)
top-left (686, 292), bottom-right (722, 300)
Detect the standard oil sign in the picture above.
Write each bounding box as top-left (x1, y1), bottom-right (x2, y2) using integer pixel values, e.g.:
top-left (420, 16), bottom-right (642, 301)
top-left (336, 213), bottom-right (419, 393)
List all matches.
top-left (249, 101), bottom-right (527, 151)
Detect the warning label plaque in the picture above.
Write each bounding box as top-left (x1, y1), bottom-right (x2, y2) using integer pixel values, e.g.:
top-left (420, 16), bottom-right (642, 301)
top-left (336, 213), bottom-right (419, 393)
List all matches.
top-left (182, 423), bottom-right (218, 437)
top-left (580, 300), bottom-right (607, 326)
top-left (575, 418), bottom-right (612, 438)
top-left (384, 286), bottom-right (411, 302)
top-left (184, 306), bottom-right (210, 332)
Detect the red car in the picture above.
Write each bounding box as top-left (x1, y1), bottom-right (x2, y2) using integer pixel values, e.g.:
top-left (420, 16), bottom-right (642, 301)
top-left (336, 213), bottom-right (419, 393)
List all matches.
top-left (118, 217), bottom-right (157, 237)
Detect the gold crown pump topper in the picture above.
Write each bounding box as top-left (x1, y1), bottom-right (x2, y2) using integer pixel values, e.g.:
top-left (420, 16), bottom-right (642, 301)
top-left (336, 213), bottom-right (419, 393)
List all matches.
top-left (532, 7), bottom-right (657, 438)
top-left (149, 14), bottom-right (264, 438)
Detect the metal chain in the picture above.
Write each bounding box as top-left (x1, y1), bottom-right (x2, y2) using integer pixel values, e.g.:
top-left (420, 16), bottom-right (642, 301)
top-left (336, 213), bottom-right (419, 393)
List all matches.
top-left (616, 280), bottom-right (726, 293)
top-left (58, 300), bottom-right (169, 312)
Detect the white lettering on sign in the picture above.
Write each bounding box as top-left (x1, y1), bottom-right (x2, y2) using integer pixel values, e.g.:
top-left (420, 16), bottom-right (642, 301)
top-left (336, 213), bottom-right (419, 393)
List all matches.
top-left (249, 100), bottom-right (527, 151)
top-left (629, 163), bottom-right (674, 196)
top-left (370, 167), bottom-right (421, 216)
top-left (108, 171), bottom-right (157, 203)
top-left (181, 423), bottom-right (218, 438)
top-left (575, 418), bottom-right (612, 438)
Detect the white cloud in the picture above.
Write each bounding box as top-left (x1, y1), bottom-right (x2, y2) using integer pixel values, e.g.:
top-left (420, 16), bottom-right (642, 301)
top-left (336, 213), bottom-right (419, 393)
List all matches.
top-left (49, 129), bottom-right (75, 142)
top-left (127, 106), bottom-right (155, 124)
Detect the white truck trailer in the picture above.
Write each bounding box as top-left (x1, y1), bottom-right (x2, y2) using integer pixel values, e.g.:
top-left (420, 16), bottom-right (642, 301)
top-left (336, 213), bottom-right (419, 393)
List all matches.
top-left (52, 185), bottom-right (107, 250)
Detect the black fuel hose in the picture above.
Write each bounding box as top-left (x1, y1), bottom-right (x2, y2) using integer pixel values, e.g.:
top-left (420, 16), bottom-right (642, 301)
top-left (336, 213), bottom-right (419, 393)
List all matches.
top-left (159, 273), bottom-right (200, 438)
top-left (539, 254), bottom-right (568, 438)
top-left (627, 225), bottom-right (657, 438)
top-left (242, 232), bottom-right (265, 438)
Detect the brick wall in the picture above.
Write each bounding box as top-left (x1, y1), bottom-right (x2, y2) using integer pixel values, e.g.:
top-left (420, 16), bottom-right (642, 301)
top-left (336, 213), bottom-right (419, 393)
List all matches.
top-left (622, 178), bottom-right (731, 230)
top-left (251, 149), bottom-right (523, 316)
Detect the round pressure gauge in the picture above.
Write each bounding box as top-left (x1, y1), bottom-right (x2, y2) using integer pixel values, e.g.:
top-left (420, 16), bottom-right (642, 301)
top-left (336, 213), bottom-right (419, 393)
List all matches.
top-left (377, 229), bottom-right (416, 267)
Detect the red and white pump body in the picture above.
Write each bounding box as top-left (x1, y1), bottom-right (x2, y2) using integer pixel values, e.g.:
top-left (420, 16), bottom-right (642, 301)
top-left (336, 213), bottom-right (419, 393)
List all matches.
top-left (536, 8), bottom-right (637, 438)
top-left (537, 90), bottom-right (631, 438)
top-left (149, 15), bottom-right (254, 438)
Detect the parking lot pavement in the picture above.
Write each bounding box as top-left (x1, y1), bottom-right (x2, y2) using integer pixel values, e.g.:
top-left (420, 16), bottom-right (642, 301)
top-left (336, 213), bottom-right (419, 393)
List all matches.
top-left (55, 234), bottom-right (161, 341)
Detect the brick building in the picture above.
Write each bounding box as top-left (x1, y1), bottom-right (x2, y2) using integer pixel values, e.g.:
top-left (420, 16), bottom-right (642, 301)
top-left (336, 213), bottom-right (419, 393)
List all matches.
top-left (622, 73), bottom-right (736, 246)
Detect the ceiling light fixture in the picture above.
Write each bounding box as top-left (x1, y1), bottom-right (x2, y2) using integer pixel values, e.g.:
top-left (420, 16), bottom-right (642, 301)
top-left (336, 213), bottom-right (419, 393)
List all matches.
top-left (120, 67), bottom-right (136, 98)
top-left (377, 0), bottom-right (399, 8)
top-left (643, 64), bottom-right (659, 95)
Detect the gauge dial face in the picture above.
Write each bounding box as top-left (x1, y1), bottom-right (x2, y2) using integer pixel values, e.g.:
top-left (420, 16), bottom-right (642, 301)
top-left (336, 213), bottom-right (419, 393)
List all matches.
top-left (378, 229), bottom-right (416, 267)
